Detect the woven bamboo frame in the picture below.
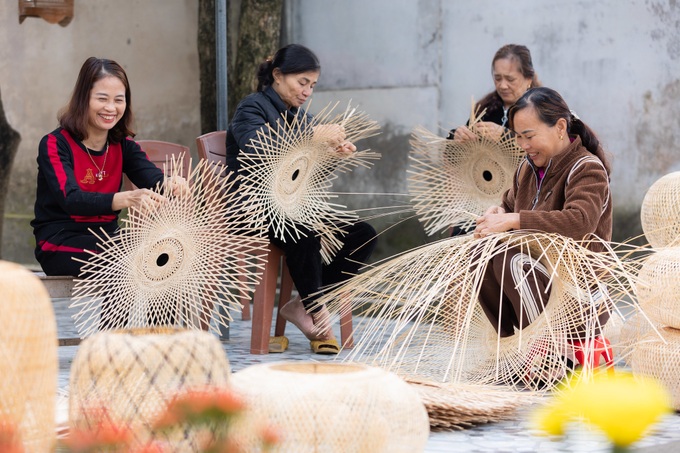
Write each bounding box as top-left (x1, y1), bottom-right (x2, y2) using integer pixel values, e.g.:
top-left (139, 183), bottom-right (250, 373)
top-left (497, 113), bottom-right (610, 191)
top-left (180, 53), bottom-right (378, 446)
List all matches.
top-left (317, 232), bottom-right (642, 392)
top-left (641, 171), bottom-right (680, 248)
top-left (407, 105), bottom-right (524, 235)
top-left (0, 261), bottom-right (57, 452)
top-left (70, 157), bottom-right (268, 337)
top-left (238, 101), bottom-right (380, 263)
top-left (68, 327), bottom-right (232, 451)
top-left (229, 362), bottom-right (430, 452)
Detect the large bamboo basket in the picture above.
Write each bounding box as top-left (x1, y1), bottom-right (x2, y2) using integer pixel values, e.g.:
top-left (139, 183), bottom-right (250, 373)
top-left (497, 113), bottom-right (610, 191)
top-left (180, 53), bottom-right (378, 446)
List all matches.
top-left (68, 327), bottom-right (231, 451)
top-left (631, 327), bottom-right (680, 410)
top-left (641, 171), bottom-right (680, 248)
top-left (636, 247), bottom-right (680, 329)
top-left (0, 261), bottom-right (57, 452)
top-left (229, 362), bottom-right (430, 452)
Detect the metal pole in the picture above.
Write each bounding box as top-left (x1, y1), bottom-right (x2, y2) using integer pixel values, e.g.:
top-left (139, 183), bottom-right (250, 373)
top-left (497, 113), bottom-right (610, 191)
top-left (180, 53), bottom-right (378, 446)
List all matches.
top-left (216, 0), bottom-right (228, 131)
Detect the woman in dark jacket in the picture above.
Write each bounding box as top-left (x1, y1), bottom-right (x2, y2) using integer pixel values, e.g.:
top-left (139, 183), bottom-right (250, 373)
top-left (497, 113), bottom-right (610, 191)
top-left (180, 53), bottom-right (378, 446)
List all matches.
top-left (226, 44), bottom-right (377, 353)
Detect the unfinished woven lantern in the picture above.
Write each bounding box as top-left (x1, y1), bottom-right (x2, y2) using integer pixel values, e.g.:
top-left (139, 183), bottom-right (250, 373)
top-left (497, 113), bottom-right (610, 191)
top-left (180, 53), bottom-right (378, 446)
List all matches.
top-left (0, 261), bottom-right (57, 452)
top-left (641, 171), bottom-right (680, 248)
top-left (239, 101), bottom-right (380, 263)
top-left (229, 362), bottom-right (430, 452)
top-left (408, 106), bottom-right (524, 235)
top-left (317, 232), bottom-right (640, 392)
top-left (636, 247), bottom-right (680, 329)
top-left (70, 157), bottom-right (268, 337)
top-left (69, 327), bottom-right (231, 450)
top-left (630, 327), bottom-right (680, 410)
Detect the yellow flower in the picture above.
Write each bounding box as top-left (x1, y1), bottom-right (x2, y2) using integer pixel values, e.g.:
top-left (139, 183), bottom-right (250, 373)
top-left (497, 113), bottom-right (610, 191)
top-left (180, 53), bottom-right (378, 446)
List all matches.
top-left (532, 371), bottom-right (672, 447)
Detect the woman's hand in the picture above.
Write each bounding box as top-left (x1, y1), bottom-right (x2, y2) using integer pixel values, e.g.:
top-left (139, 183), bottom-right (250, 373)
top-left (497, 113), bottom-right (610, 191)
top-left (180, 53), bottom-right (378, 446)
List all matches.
top-left (335, 140), bottom-right (356, 157)
top-left (474, 208), bottom-right (519, 238)
top-left (313, 124), bottom-right (346, 148)
top-left (452, 125), bottom-right (477, 143)
top-left (475, 121), bottom-right (506, 141)
top-left (112, 188), bottom-right (166, 212)
top-left (167, 175), bottom-right (190, 197)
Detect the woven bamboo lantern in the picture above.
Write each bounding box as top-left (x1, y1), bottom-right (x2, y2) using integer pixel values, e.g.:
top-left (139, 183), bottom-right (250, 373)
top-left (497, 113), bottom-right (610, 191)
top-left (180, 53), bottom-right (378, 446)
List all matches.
top-left (69, 327), bottom-right (231, 450)
top-left (631, 327), bottom-right (680, 410)
top-left (641, 171), bottom-right (680, 248)
top-left (636, 247), bottom-right (680, 329)
top-left (229, 362), bottom-right (430, 452)
top-left (0, 261), bottom-right (57, 452)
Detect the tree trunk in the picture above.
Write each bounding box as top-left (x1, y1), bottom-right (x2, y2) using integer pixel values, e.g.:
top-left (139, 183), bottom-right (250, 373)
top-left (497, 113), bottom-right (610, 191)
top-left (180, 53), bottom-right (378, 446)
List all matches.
top-left (228, 0), bottom-right (283, 120)
top-left (197, 0), bottom-right (283, 133)
top-left (0, 88), bottom-right (22, 259)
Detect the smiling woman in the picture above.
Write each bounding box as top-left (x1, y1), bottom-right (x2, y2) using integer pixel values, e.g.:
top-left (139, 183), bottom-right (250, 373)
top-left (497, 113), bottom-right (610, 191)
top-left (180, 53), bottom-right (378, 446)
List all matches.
top-left (31, 57), bottom-right (183, 279)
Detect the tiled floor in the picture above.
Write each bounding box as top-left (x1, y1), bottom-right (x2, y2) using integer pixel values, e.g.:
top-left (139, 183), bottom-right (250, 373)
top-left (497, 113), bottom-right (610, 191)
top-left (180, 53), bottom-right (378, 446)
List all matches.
top-left (54, 299), bottom-right (680, 452)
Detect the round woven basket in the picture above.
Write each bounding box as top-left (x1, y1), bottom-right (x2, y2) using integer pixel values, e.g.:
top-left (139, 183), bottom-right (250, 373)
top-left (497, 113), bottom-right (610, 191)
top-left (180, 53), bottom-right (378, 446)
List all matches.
top-left (636, 247), bottom-right (680, 329)
top-left (0, 261), bottom-right (57, 452)
top-left (230, 362), bottom-right (430, 452)
top-left (630, 326), bottom-right (680, 410)
top-left (69, 327), bottom-right (231, 450)
top-left (641, 171), bottom-right (680, 248)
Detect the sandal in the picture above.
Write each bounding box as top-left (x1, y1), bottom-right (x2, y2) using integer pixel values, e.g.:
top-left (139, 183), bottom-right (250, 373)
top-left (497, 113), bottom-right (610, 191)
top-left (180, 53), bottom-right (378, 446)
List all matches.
top-left (268, 335), bottom-right (289, 353)
top-left (310, 338), bottom-right (340, 355)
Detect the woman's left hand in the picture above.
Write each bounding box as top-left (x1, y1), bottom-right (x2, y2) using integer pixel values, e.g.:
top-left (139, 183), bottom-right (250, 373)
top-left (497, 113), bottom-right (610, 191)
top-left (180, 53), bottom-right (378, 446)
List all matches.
top-left (335, 140), bottom-right (356, 157)
top-left (167, 175), bottom-right (190, 197)
top-left (474, 212), bottom-right (520, 238)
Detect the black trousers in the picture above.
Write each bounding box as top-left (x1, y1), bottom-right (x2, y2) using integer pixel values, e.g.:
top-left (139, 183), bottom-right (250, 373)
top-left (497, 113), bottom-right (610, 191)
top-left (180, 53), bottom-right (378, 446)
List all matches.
top-left (35, 229), bottom-right (105, 276)
top-left (268, 221), bottom-right (377, 312)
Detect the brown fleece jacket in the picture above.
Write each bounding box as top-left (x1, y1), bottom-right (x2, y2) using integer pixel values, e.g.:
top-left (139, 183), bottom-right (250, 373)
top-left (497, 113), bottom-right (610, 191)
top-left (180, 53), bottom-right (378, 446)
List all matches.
top-left (501, 136), bottom-right (612, 250)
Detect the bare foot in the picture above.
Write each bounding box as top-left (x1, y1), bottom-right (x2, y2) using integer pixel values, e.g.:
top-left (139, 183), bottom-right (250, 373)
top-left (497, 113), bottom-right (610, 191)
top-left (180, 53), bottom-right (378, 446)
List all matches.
top-left (280, 296), bottom-right (330, 341)
top-left (311, 306), bottom-right (335, 341)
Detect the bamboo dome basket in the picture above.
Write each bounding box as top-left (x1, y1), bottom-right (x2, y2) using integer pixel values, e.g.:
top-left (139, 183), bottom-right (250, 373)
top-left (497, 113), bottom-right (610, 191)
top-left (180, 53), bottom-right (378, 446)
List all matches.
top-left (229, 362), bottom-right (430, 452)
top-left (636, 247), bottom-right (680, 329)
top-left (641, 171), bottom-right (680, 248)
top-left (317, 232), bottom-right (641, 392)
top-left (239, 101), bottom-right (380, 263)
top-left (630, 327), bottom-right (680, 410)
top-left (68, 327), bottom-right (231, 451)
top-left (0, 261), bottom-right (57, 452)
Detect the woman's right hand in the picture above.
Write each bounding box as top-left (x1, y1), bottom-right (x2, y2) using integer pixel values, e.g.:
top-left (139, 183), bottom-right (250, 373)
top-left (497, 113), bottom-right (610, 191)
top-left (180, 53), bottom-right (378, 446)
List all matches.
top-left (112, 188), bottom-right (167, 212)
top-left (313, 124), bottom-right (346, 148)
top-left (452, 125), bottom-right (477, 143)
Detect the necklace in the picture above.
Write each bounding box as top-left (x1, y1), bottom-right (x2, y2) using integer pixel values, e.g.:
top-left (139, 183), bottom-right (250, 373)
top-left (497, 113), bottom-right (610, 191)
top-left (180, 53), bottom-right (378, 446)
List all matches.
top-left (501, 107), bottom-right (509, 127)
top-left (84, 141), bottom-right (109, 181)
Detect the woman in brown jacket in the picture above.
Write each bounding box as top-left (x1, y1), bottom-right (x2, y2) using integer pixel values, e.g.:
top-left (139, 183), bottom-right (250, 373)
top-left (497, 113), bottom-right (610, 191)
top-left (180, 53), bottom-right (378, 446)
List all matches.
top-left (473, 87), bottom-right (612, 359)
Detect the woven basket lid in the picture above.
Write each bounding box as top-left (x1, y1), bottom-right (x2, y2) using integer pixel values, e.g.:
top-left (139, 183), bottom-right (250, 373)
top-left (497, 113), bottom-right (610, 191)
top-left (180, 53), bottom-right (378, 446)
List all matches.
top-left (641, 171), bottom-right (680, 248)
top-left (70, 158), bottom-right (268, 337)
top-left (408, 111), bottom-right (524, 235)
top-left (239, 101), bottom-right (380, 263)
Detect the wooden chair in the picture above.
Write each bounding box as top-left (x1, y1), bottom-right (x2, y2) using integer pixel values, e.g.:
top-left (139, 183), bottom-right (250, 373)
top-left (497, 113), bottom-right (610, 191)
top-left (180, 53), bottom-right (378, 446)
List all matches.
top-left (196, 131), bottom-right (293, 353)
top-left (195, 131), bottom-right (354, 354)
top-left (123, 140), bottom-right (191, 191)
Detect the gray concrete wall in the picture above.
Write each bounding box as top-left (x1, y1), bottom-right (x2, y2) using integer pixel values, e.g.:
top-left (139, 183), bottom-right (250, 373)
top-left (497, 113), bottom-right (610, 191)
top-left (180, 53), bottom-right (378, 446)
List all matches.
top-left (0, 0), bottom-right (200, 265)
top-left (2, 0), bottom-right (680, 265)
top-left (287, 0), bottom-right (680, 247)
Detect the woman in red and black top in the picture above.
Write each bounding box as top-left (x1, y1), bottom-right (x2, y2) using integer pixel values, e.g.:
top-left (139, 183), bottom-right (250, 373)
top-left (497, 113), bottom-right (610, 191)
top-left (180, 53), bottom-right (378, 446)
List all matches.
top-left (32, 57), bottom-right (169, 277)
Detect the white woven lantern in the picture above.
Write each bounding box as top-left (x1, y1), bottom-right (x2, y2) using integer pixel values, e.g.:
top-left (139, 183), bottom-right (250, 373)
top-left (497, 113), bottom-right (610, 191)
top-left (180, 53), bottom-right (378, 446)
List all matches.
top-left (69, 327), bottom-right (231, 450)
top-left (631, 327), bottom-right (680, 410)
top-left (641, 171), bottom-right (680, 248)
top-left (636, 247), bottom-right (680, 329)
top-left (230, 362), bottom-right (430, 452)
top-left (0, 261), bottom-right (57, 452)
